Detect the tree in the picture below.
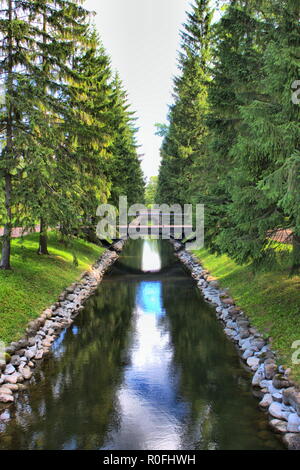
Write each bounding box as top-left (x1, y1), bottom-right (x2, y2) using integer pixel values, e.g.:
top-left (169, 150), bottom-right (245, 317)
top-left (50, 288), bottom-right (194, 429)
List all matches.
top-left (158, 0), bottom-right (300, 274)
top-left (106, 74), bottom-right (145, 208)
top-left (0, 0), bottom-right (90, 266)
top-left (157, 0), bottom-right (213, 206)
top-left (215, 0), bottom-right (300, 271)
top-left (202, 0), bottom-right (268, 257)
top-left (145, 176), bottom-right (158, 206)
top-left (256, 0), bottom-right (300, 272)
top-left (0, 2), bottom-right (144, 267)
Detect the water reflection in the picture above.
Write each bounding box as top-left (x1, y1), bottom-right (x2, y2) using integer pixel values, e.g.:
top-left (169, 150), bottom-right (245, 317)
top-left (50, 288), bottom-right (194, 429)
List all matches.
top-left (0, 240), bottom-right (283, 450)
top-left (103, 275), bottom-right (185, 450)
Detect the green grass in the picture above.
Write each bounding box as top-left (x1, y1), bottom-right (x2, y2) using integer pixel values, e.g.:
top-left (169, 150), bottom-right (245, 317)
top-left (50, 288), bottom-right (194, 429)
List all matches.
top-left (0, 233), bottom-right (104, 345)
top-left (193, 247), bottom-right (300, 383)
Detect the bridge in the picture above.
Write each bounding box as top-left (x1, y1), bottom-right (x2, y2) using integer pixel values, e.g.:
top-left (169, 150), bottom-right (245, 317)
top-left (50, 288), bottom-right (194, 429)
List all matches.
top-left (117, 209), bottom-right (193, 239)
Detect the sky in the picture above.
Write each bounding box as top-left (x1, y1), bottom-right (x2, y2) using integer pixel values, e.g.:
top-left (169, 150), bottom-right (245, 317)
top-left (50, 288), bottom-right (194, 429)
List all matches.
top-left (84, 0), bottom-right (191, 179)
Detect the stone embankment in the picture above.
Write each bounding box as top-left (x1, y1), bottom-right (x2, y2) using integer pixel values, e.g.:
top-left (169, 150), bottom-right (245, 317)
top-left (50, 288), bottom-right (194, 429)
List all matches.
top-left (0, 241), bottom-right (125, 410)
top-left (172, 240), bottom-right (300, 450)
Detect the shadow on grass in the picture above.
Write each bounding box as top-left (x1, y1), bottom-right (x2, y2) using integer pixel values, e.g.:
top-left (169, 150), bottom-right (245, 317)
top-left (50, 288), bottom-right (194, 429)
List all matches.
top-left (0, 232), bottom-right (104, 344)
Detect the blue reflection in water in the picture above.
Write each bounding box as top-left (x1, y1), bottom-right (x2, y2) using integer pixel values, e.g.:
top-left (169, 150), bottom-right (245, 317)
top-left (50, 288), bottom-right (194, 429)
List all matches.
top-left (51, 325), bottom-right (79, 358)
top-left (103, 277), bottom-right (188, 450)
top-left (51, 329), bottom-right (67, 357)
top-left (136, 281), bottom-right (165, 316)
top-left (72, 326), bottom-right (79, 335)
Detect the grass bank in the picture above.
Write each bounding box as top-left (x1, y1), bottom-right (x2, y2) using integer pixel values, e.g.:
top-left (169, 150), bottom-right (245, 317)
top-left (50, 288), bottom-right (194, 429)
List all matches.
top-left (0, 233), bottom-right (104, 345)
top-left (193, 247), bottom-right (300, 383)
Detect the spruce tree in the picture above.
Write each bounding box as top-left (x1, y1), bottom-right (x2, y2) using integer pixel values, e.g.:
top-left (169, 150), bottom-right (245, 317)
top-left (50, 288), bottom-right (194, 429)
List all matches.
top-left (215, 0), bottom-right (300, 271)
top-left (157, 0), bottom-right (213, 206)
top-left (106, 75), bottom-right (145, 208)
top-left (0, 0), bottom-right (90, 266)
top-left (202, 0), bottom-right (267, 256)
top-left (0, 0), bottom-right (44, 268)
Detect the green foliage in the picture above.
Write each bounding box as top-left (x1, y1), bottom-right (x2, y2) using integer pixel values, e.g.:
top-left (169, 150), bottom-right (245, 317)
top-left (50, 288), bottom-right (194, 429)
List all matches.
top-left (144, 176), bottom-right (158, 206)
top-left (158, 0), bottom-right (300, 272)
top-left (0, 2), bottom-right (144, 268)
top-left (105, 74), bottom-right (145, 208)
top-left (157, 0), bottom-right (213, 206)
top-left (154, 123), bottom-right (169, 138)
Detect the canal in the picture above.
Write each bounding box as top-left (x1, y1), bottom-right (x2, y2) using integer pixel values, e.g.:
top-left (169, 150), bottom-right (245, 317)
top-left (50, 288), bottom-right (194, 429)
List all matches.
top-left (0, 240), bottom-right (283, 450)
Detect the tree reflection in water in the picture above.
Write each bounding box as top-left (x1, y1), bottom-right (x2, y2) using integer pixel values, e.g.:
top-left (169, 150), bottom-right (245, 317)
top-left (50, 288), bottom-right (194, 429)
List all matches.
top-left (0, 240), bottom-right (283, 450)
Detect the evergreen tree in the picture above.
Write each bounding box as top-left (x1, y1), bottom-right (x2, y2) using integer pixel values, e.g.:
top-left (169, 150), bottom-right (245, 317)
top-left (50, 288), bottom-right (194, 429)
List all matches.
top-left (59, 29), bottom-right (113, 235)
top-left (158, 0), bottom-right (300, 274)
top-left (216, 0), bottom-right (300, 271)
top-left (0, 1), bottom-right (144, 268)
top-left (106, 75), bottom-right (145, 208)
top-left (0, 0), bottom-right (90, 266)
top-left (0, 0), bottom-right (50, 267)
top-left (203, 0), bottom-right (267, 255)
top-left (157, 0), bottom-right (213, 206)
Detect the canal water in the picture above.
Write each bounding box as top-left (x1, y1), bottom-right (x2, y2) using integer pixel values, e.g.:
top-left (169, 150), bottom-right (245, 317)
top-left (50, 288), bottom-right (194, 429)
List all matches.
top-left (0, 240), bottom-right (283, 450)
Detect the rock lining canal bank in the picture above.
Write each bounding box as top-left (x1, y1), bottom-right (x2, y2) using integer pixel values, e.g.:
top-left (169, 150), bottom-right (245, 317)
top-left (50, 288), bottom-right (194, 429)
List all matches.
top-left (0, 241), bottom-right (125, 409)
top-left (172, 240), bottom-right (300, 450)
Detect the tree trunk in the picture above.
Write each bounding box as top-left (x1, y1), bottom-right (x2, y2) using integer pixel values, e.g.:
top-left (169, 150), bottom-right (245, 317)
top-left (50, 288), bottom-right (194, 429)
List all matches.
top-left (0, 0), bottom-right (13, 270)
top-left (291, 234), bottom-right (300, 274)
top-left (37, 217), bottom-right (49, 255)
top-left (0, 173), bottom-right (12, 269)
top-left (36, 13), bottom-right (49, 258)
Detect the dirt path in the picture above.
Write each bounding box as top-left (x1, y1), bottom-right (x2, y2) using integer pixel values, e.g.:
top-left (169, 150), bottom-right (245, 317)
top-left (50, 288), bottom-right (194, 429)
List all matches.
top-left (0, 225), bottom-right (40, 238)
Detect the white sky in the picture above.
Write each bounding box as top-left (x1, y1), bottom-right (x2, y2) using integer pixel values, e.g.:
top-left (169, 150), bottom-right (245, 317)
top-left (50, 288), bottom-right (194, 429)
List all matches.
top-left (84, 0), bottom-right (191, 179)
